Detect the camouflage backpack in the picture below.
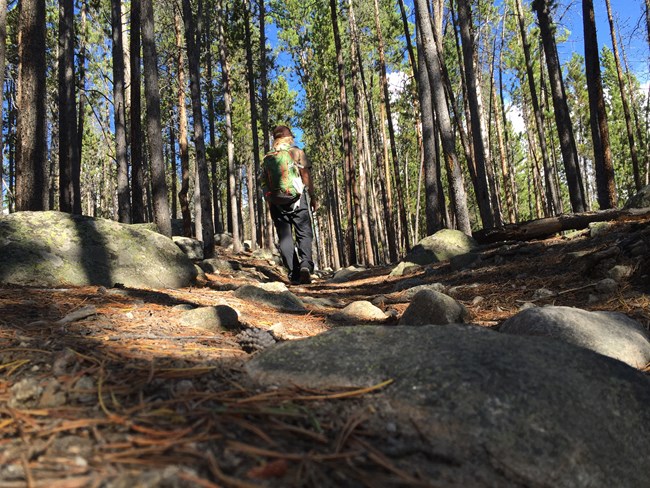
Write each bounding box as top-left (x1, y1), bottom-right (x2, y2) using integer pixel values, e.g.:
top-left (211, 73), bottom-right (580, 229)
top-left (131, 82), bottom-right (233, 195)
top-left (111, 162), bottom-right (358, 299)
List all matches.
top-left (261, 143), bottom-right (305, 205)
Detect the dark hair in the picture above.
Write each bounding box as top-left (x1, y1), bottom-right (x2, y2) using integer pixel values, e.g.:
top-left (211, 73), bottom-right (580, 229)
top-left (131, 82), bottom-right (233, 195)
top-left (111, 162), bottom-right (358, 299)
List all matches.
top-left (272, 125), bottom-right (294, 139)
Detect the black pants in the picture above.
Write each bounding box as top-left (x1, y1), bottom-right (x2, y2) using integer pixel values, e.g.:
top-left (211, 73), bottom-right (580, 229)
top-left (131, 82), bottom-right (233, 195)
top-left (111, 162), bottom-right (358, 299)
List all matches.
top-left (270, 193), bottom-right (314, 281)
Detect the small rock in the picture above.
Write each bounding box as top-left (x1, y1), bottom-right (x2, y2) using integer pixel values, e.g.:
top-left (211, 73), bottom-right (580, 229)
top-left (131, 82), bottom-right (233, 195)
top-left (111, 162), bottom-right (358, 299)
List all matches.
top-left (172, 304), bottom-right (195, 312)
top-left (330, 301), bottom-right (388, 323)
top-left (72, 376), bottom-right (96, 404)
top-left (399, 290), bottom-right (468, 326)
top-left (596, 278), bottom-right (618, 294)
top-left (608, 265), bottom-right (633, 282)
top-left (179, 305), bottom-right (240, 331)
top-left (9, 378), bottom-right (43, 407)
top-left (38, 379), bottom-right (67, 408)
top-left (532, 288), bottom-right (555, 300)
top-left (518, 302), bottom-right (537, 311)
top-left (471, 296), bottom-right (484, 306)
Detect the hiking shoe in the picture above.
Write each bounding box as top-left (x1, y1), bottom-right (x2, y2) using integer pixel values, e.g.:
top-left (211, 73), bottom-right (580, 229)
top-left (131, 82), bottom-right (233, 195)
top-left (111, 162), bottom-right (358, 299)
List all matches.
top-left (299, 267), bottom-right (312, 285)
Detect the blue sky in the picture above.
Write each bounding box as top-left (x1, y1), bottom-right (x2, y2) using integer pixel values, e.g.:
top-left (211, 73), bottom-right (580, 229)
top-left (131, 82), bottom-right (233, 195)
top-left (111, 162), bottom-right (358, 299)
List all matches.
top-left (268, 0), bottom-right (649, 140)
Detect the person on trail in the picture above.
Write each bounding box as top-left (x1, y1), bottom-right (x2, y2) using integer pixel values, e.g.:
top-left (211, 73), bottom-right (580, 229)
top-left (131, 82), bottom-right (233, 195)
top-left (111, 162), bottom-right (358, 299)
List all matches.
top-left (261, 125), bottom-right (318, 285)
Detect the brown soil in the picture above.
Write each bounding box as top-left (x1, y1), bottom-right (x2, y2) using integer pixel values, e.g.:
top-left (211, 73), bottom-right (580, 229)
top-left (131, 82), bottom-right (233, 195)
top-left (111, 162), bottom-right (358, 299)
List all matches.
top-left (1, 215), bottom-right (649, 487)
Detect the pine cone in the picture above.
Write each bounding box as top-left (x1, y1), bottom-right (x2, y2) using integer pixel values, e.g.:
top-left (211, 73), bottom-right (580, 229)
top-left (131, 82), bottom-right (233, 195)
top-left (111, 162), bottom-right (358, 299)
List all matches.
top-left (236, 327), bottom-right (277, 353)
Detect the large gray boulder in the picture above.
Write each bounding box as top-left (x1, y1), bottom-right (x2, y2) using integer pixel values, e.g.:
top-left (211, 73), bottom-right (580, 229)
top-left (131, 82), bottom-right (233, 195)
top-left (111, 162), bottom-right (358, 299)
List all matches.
top-left (246, 325), bottom-right (650, 487)
top-left (0, 211), bottom-right (197, 289)
top-left (500, 306), bottom-right (650, 368)
top-left (391, 229), bottom-right (478, 276)
top-left (624, 184), bottom-right (650, 209)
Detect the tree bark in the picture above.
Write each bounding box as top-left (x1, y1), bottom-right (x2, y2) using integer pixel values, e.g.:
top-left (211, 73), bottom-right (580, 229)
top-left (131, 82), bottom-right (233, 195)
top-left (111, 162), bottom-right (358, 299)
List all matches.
top-left (329, 0), bottom-right (356, 265)
top-left (169, 120), bottom-right (178, 219)
top-left (174, 8), bottom-right (192, 237)
top-left (244, 0), bottom-right (260, 250)
top-left (533, 0), bottom-right (586, 213)
top-left (514, 0), bottom-right (561, 216)
top-left (130, 0), bottom-right (145, 222)
top-left (75, 0), bottom-right (87, 215)
top-left (183, 0), bottom-right (216, 254)
top-left (415, 21), bottom-right (442, 235)
top-left (583, 0), bottom-right (617, 209)
top-left (141, 0), bottom-right (171, 236)
top-left (203, 7), bottom-right (222, 235)
top-left (110, 0), bottom-right (131, 222)
top-left (16, 0), bottom-right (47, 211)
top-left (58, 0), bottom-right (78, 214)
top-left (0, 0), bottom-right (7, 215)
top-left (348, 0), bottom-right (374, 266)
top-left (474, 207), bottom-right (650, 244)
top-left (414, 0), bottom-right (472, 235)
top-left (374, 0), bottom-right (409, 252)
top-left (216, 0), bottom-right (241, 252)
top-left (457, 0), bottom-right (500, 228)
top-left (604, 0), bottom-right (641, 191)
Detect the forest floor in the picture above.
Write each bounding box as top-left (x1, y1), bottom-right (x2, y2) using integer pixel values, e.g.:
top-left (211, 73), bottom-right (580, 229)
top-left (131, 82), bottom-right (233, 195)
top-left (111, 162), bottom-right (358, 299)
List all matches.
top-left (1, 213), bottom-right (649, 487)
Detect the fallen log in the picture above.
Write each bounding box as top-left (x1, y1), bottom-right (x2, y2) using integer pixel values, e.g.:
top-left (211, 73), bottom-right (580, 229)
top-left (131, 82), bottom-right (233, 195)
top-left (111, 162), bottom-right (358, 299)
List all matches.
top-left (473, 207), bottom-right (650, 244)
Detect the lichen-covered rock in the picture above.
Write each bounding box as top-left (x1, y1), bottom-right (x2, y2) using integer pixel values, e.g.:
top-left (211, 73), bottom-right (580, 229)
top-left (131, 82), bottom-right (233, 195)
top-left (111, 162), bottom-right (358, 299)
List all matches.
top-left (390, 229), bottom-right (478, 276)
top-left (234, 284), bottom-right (307, 313)
top-left (172, 236), bottom-right (204, 260)
top-left (0, 211), bottom-right (196, 289)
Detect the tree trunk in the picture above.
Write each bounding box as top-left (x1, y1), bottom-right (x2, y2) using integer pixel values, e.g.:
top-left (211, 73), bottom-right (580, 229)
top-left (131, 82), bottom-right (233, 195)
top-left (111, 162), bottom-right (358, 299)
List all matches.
top-left (110, 0), bottom-right (131, 222)
top-left (141, 0), bottom-right (171, 236)
top-left (457, 0), bottom-right (500, 228)
top-left (216, 0), bottom-right (241, 252)
top-left (0, 0), bottom-right (7, 215)
top-left (514, 0), bottom-right (561, 216)
top-left (58, 0), bottom-right (78, 214)
top-left (348, 0), bottom-right (374, 265)
top-left (533, 0), bottom-right (586, 213)
top-left (583, 0), bottom-right (617, 209)
top-left (604, 0), bottom-right (641, 191)
top-left (415, 22), bottom-right (442, 235)
top-left (474, 207), bottom-right (650, 244)
top-left (130, 0), bottom-right (145, 222)
top-left (182, 0), bottom-right (216, 254)
top-left (414, 0), bottom-right (472, 235)
top-left (75, 0), bottom-right (87, 215)
top-left (169, 121), bottom-right (178, 219)
top-left (16, 0), bottom-right (47, 211)
top-left (174, 9), bottom-right (192, 237)
top-left (374, 0), bottom-right (409, 252)
top-left (259, 0), bottom-right (274, 248)
top-left (329, 0), bottom-right (356, 265)
top-left (244, 0), bottom-right (260, 250)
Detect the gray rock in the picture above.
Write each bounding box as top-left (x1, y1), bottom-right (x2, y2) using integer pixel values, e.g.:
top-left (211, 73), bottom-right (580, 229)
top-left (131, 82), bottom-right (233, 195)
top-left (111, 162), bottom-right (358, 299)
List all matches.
top-left (397, 282), bottom-right (447, 301)
top-left (172, 304), bottom-right (195, 312)
top-left (179, 305), bottom-right (240, 331)
top-left (0, 211), bottom-right (197, 289)
top-left (398, 289), bottom-right (469, 325)
top-left (246, 325), bottom-right (650, 487)
top-left (215, 233), bottom-right (234, 248)
top-left (234, 284), bottom-right (307, 313)
top-left (389, 261), bottom-right (422, 277)
top-left (500, 306), bottom-right (650, 368)
top-left (403, 229), bottom-right (478, 266)
top-left (450, 252), bottom-right (481, 270)
top-left (532, 288), bottom-right (555, 300)
top-left (596, 278), bottom-right (618, 294)
top-left (624, 184), bottom-right (650, 209)
top-left (9, 378), bottom-right (43, 407)
top-left (608, 265), bottom-right (633, 282)
top-left (589, 221), bottom-right (615, 237)
top-left (251, 248), bottom-right (276, 261)
top-left (199, 258), bottom-right (241, 273)
top-left (329, 266), bottom-right (365, 283)
top-left (330, 301), bottom-right (388, 323)
top-left (255, 282), bottom-right (289, 293)
top-left (301, 296), bottom-right (346, 309)
top-left (172, 236), bottom-right (204, 260)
